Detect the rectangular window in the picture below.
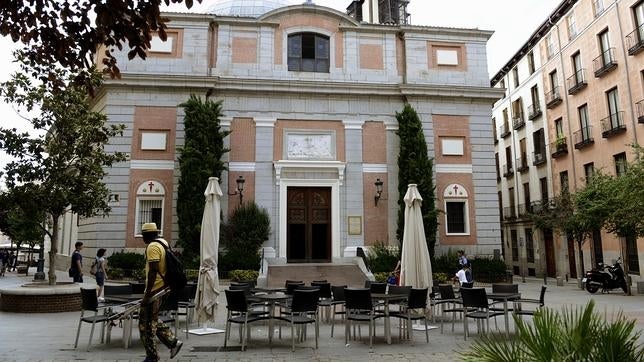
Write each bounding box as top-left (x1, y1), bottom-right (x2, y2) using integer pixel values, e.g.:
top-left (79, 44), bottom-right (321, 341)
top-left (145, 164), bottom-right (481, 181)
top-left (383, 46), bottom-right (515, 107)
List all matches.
top-left (560, 170), bottom-right (569, 192)
top-left (511, 230), bottom-right (519, 262)
top-left (599, 29), bottom-right (611, 65)
top-left (546, 34), bottom-right (555, 58)
top-left (584, 162), bottom-right (595, 184)
top-left (614, 152), bottom-right (627, 176)
top-left (594, 0), bottom-right (605, 17)
top-left (513, 67), bottom-right (519, 87)
top-left (607, 87), bottom-right (620, 127)
top-left (626, 234), bottom-right (640, 274)
top-left (533, 128), bottom-right (545, 153)
top-left (635, 2), bottom-right (644, 41)
top-left (525, 228), bottom-right (535, 263)
top-left (549, 70), bottom-right (558, 90)
top-left (446, 201), bottom-right (467, 234)
top-left (530, 85), bottom-right (540, 106)
top-left (505, 146), bottom-right (513, 170)
top-left (572, 52), bottom-right (583, 84)
top-left (527, 51), bottom-right (535, 74)
top-left (540, 177), bottom-right (548, 202)
top-left (136, 199), bottom-right (163, 235)
top-left (555, 118), bottom-right (564, 138)
top-left (495, 153), bottom-right (500, 180)
top-left (523, 182), bottom-right (531, 208)
top-left (579, 104), bottom-right (591, 141)
top-left (288, 33), bottom-right (330, 73)
top-left (567, 13), bottom-right (577, 39)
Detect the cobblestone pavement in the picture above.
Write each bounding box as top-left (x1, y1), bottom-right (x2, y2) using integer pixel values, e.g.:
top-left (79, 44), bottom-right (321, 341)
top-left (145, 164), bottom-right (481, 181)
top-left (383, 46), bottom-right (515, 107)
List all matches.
top-left (1, 268), bottom-right (642, 361)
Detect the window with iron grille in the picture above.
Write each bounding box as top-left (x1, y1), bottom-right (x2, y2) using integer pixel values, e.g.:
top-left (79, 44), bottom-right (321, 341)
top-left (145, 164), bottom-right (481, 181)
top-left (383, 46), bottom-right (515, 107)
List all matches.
top-left (288, 33), bottom-right (330, 73)
top-left (136, 199), bottom-right (163, 235)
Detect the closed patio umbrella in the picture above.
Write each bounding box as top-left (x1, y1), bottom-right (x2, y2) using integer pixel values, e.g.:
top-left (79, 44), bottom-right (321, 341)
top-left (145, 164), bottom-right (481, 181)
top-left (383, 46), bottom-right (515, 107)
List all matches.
top-left (190, 177), bottom-right (224, 335)
top-left (399, 184), bottom-right (436, 330)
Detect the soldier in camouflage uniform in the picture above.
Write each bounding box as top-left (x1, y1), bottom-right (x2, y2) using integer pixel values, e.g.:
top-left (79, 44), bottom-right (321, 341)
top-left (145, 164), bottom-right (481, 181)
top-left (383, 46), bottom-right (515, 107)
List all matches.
top-left (139, 223), bottom-right (182, 361)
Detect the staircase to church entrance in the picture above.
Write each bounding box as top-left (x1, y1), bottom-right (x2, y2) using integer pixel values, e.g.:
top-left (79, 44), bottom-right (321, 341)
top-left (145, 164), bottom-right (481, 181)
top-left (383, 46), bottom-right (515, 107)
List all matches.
top-left (264, 261), bottom-right (368, 288)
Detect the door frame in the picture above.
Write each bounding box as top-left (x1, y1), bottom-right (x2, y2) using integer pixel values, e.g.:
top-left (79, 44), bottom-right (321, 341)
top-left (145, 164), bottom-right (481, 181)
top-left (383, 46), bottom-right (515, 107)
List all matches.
top-left (279, 178), bottom-right (340, 260)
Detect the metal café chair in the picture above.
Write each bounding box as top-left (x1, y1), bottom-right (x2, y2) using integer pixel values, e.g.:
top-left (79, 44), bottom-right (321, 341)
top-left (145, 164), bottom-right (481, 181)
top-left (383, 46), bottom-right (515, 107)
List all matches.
top-left (280, 289), bottom-right (320, 352)
top-left (391, 288), bottom-right (429, 343)
top-left (74, 288), bottom-right (120, 351)
top-left (223, 289), bottom-right (267, 351)
top-left (460, 287), bottom-right (504, 341)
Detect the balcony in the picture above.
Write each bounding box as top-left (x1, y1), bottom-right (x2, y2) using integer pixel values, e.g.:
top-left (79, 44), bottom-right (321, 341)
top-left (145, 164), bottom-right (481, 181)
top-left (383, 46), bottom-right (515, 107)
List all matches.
top-left (528, 199), bottom-right (554, 214)
top-left (503, 206), bottom-right (517, 221)
top-left (499, 123), bottom-right (511, 139)
top-left (566, 69), bottom-right (587, 95)
top-left (637, 100), bottom-right (644, 124)
top-left (532, 149), bottom-right (547, 166)
top-left (600, 112), bottom-right (626, 138)
top-left (527, 103), bottom-right (542, 120)
top-left (545, 86), bottom-right (562, 109)
top-left (512, 112), bottom-right (525, 130)
top-left (516, 157), bottom-right (529, 173)
top-left (593, 48), bottom-right (618, 77)
top-left (503, 164), bottom-right (514, 178)
top-left (517, 203), bottom-right (532, 219)
top-left (573, 126), bottom-right (594, 149)
top-left (626, 25), bottom-right (644, 56)
top-left (550, 137), bottom-right (568, 158)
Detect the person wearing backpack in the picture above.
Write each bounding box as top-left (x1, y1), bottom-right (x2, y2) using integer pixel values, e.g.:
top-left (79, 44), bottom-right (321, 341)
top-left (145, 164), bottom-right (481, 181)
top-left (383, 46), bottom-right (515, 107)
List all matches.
top-left (454, 263), bottom-right (474, 287)
top-left (139, 222), bottom-right (183, 361)
top-left (92, 248), bottom-right (107, 302)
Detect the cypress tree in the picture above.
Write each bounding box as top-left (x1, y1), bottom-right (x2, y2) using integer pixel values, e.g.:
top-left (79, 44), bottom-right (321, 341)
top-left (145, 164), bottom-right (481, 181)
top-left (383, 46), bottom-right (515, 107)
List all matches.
top-left (395, 104), bottom-right (439, 257)
top-left (177, 95), bottom-right (230, 265)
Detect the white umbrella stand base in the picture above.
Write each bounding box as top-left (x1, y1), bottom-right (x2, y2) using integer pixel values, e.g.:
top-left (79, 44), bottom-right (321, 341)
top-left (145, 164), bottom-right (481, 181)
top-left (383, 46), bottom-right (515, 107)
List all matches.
top-left (188, 324), bottom-right (224, 335)
top-left (412, 321), bottom-right (438, 331)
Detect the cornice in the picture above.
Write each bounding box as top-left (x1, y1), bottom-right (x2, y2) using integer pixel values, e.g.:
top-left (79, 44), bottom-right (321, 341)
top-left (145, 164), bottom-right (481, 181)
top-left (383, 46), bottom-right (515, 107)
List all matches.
top-left (103, 74), bottom-right (504, 102)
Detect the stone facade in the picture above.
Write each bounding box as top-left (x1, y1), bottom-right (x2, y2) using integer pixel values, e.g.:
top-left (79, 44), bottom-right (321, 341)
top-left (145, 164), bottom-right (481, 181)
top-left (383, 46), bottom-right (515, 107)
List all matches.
top-left (57, 4), bottom-right (503, 265)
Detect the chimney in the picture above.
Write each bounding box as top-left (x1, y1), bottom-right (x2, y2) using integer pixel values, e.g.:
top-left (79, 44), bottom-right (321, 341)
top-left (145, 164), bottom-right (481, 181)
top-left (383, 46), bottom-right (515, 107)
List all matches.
top-left (346, 0), bottom-right (365, 22)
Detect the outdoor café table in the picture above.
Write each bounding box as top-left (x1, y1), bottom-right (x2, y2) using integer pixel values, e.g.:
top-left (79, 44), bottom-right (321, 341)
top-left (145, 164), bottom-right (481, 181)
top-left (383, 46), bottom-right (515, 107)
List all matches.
top-left (371, 293), bottom-right (408, 345)
top-left (486, 292), bottom-right (521, 337)
top-left (251, 287), bottom-right (287, 294)
top-left (252, 293), bottom-right (291, 344)
top-left (103, 293), bottom-right (144, 304)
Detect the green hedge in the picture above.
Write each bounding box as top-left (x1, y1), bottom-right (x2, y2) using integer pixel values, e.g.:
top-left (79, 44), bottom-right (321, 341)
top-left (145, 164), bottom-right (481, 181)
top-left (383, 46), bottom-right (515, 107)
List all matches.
top-left (470, 258), bottom-right (507, 283)
top-left (229, 269), bottom-right (259, 282)
top-left (366, 242), bottom-right (399, 273)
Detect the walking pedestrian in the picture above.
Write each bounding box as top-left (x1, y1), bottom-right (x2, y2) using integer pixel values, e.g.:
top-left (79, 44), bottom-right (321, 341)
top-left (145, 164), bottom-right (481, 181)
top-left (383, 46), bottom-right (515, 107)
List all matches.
top-left (70, 242), bottom-right (84, 283)
top-left (139, 222), bottom-right (182, 361)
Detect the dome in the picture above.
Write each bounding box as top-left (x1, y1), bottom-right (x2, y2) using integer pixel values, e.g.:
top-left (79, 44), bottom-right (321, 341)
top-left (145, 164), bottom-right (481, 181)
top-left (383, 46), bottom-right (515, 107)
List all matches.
top-left (209, 0), bottom-right (296, 17)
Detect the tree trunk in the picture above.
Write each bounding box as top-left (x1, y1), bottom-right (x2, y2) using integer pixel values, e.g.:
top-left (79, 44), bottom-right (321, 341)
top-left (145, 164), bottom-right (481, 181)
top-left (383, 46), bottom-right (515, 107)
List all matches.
top-left (577, 238), bottom-right (585, 289)
top-left (47, 215), bottom-right (59, 285)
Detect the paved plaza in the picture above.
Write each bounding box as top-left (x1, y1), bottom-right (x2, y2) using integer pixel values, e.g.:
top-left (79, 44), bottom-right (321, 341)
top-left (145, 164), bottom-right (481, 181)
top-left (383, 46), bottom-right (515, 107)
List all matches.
top-left (0, 268), bottom-right (643, 361)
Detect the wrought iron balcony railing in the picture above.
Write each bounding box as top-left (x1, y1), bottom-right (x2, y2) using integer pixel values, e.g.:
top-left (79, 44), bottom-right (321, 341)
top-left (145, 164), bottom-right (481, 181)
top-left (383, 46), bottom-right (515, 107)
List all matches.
top-left (567, 69), bottom-right (587, 95)
top-left (503, 206), bottom-right (517, 220)
top-left (600, 111), bottom-right (626, 138)
top-left (545, 86), bottom-right (562, 108)
top-left (550, 137), bottom-right (568, 158)
top-left (512, 112), bottom-right (525, 130)
top-left (516, 157), bottom-right (529, 173)
top-left (527, 103), bottom-right (542, 120)
top-left (503, 164), bottom-right (514, 178)
top-left (593, 48), bottom-right (617, 77)
top-left (499, 123), bottom-right (511, 138)
top-left (574, 126), bottom-right (594, 149)
top-left (637, 100), bottom-right (644, 124)
top-left (532, 149), bottom-right (547, 166)
top-left (626, 24), bottom-right (644, 56)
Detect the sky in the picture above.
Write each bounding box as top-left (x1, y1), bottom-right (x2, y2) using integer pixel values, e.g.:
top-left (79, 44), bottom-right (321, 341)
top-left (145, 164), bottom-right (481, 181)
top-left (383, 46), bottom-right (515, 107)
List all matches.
top-left (0, 0), bottom-right (561, 177)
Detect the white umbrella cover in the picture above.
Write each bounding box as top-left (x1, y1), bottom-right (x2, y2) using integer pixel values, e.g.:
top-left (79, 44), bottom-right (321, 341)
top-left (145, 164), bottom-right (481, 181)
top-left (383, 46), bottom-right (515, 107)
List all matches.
top-left (193, 177), bottom-right (223, 328)
top-left (399, 184), bottom-right (433, 289)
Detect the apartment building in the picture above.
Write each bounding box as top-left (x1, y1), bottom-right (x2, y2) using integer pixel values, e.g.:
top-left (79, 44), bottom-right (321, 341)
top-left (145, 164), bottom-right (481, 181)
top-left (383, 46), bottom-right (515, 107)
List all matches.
top-left (493, 0), bottom-right (643, 282)
top-left (53, 0), bottom-right (504, 271)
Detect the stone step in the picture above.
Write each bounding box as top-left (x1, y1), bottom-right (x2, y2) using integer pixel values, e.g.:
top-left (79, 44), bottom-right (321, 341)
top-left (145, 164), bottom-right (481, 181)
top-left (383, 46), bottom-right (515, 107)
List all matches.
top-left (266, 263), bottom-right (367, 288)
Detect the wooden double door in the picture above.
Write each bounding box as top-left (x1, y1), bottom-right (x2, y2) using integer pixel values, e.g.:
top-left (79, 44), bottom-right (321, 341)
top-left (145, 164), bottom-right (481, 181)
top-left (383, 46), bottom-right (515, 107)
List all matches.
top-left (287, 187), bottom-right (331, 263)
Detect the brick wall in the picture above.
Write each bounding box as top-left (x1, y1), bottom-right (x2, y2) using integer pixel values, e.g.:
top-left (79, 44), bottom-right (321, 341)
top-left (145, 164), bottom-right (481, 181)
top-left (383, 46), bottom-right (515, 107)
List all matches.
top-left (0, 293), bottom-right (81, 313)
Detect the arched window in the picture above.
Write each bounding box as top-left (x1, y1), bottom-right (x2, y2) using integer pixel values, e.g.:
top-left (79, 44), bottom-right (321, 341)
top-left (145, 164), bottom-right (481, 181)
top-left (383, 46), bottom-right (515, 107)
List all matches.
top-left (443, 184), bottom-right (469, 235)
top-left (287, 32), bottom-right (330, 73)
top-left (134, 180), bottom-right (166, 236)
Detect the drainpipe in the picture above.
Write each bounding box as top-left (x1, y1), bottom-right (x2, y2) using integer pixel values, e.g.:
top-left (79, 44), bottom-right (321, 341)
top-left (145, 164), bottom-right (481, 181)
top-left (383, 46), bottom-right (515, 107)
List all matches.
top-left (614, 0), bottom-right (639, 145)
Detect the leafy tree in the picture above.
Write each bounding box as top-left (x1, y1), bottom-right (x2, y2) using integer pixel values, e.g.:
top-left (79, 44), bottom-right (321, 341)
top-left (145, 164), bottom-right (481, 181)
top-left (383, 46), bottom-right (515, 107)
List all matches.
top-left (0, 0), bottom-right (201, 89)
top-left (0, 57), bottom-right (127, 285)
top-left (177, 95), bottom-right (230, 263)
top-left (395, 104), bottom-right (439, 257)
top-left (530, 190), bottom-right (593, 279)
top-left (220, 201), bottom-right (271, 271)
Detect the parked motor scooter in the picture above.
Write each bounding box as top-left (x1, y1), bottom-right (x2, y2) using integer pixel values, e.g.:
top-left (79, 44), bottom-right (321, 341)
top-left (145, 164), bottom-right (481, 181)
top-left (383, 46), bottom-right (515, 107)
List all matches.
top-left (582, 257), bottom-right (627, 294)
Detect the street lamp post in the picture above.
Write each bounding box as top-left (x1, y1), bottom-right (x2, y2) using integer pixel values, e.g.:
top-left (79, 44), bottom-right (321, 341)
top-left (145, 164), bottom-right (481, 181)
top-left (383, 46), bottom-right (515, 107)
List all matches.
top-left (228, 175), bottom-right (245, 205)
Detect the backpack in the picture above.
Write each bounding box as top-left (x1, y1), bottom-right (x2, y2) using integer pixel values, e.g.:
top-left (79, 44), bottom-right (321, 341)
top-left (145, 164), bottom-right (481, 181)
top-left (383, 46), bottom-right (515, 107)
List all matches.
top-left (151, 239), bottom-right (187, 292)
top-left (89, 258), bottom-right (98, 275)
top-left (465, 268), bottom-right (473, 283)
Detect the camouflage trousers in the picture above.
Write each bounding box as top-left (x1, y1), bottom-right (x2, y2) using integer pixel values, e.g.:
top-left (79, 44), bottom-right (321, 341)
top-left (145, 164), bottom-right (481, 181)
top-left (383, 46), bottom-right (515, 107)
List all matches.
top-left (138, 298), bottom-right (177, 362)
